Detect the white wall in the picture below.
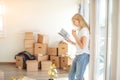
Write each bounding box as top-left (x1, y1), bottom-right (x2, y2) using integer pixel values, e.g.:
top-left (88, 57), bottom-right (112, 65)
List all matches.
top-left (0, 0), bottom-right (78, 62)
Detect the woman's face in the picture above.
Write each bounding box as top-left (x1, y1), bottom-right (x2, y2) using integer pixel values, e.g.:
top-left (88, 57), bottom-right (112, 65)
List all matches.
top-left (72, 19), bottom-right (80, 27)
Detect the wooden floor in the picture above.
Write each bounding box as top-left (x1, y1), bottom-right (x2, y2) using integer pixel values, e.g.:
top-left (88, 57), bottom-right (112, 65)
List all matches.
top-left (0, 63), bottom-right (68, 80)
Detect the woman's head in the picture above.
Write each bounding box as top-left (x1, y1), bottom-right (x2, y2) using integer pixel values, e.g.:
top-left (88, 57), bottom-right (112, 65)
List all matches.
top-left (72, 13), bottom-right (90, 30)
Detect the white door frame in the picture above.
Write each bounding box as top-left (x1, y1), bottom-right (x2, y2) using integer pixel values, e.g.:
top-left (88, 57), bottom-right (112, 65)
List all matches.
top-left (89, 0), bottom-right (97, 80)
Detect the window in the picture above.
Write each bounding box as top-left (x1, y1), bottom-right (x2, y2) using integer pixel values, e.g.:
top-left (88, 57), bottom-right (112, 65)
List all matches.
top-left (89, 0), bottom-right (113, 80)
top-left (0, 4), bottom-right (5, 37)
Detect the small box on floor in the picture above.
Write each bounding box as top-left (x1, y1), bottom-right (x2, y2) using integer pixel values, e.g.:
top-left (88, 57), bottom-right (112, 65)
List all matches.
top-left (41, 61), bottom-right (52, 70)
top-left (50, 56), bottom-right (61, 68)
top-left (66, 65), bottom-right (71, 72)
top-left (26, 60), bottom-right (38, 72)
top-left (60, 56), bottom-right (73, 69)
top-left (16, 56), bottom-right (25, 69)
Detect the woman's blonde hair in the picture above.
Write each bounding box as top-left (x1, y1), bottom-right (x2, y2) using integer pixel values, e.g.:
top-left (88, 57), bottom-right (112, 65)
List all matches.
top-left (72, 13), bottom-right (90, 32)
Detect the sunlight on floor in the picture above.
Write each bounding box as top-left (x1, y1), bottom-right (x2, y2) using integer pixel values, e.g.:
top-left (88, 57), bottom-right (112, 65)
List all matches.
top-left (55, 77), bottom-right (68, 80)
top-left (84, 65), bottom-right (89, 80)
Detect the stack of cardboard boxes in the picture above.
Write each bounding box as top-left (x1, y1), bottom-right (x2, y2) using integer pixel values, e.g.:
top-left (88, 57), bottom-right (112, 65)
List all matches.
top-left (25, 33), bottom-right (52, 71)
top-left (58, 41), bottom-right (72, 71)
top-left (48, 47), bottom-right (60, 68)
top-left (16, 32), bottom-right (73, 72)
top-left (24, 32), bottom-right (35, 54)
top-left (34, 34), bottom-right (51, 71)
top-left (16, 32), bottom-right (35, 69)
top-left (49, 41), bottom-right (73, 72)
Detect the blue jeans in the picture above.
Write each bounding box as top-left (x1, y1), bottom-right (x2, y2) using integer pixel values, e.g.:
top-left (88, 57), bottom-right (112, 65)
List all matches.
top-left (68, 53), bottom-right (90, 80)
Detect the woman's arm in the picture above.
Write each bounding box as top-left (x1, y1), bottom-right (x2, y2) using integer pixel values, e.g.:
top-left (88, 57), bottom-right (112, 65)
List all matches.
top-left (74, 35), bottom-right (87, 49)
top-left (72, 30), bottom-right (87, 49)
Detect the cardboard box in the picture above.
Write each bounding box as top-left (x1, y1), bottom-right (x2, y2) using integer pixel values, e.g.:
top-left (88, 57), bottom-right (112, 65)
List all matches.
top-left (34, 43), bottom-right (48, 54)
top-left (37, 34), bottom-right (43, 43)
top-left (35, 54), bottom-right (49, 69)
top-left (58, 42), bottom-right (68, 56)
top-left (41, 61), bottom-right (52, 70)
top-left (37, 34), bottom-right (49, 44)
top-left (50, 56), bottom-right (61, 68)
top-left (24, 39), bottom-right (35, 48)
top-left (0, 70), bottom-right (4, 80)
top-left (25, 32), bottom-right (34, 40)
top-left (60, 56), bottom-right (73, 69)
top-left (35, 55), bottom-right (48, 62)
top-left (48, 47), bottom-right (58, 56)
top-left (16, 56), bottom-right (24, 69)
top-left (26, 60), bottom-right (38, 72)
top-left (25, 48), bottom-right (34, 55)
top-left (66, 65), bottom-right (71, 72)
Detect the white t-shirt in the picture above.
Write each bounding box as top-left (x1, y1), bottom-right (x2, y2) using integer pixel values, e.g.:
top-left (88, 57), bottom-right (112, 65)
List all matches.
top-left (75, 27), bottom-right (90, 55)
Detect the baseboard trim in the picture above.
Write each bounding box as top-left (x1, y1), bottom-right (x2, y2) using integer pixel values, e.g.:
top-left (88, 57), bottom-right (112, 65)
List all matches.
top-left (0, 62), bottom-right (16, 64)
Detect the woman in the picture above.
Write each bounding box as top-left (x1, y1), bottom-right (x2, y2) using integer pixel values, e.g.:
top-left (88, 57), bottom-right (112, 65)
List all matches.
top-left (66, 13), bottom-right (90, 80)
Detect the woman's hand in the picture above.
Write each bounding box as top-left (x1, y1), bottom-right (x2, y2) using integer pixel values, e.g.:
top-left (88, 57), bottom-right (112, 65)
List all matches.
top-left (72, 29), bottom-right (77, 38)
